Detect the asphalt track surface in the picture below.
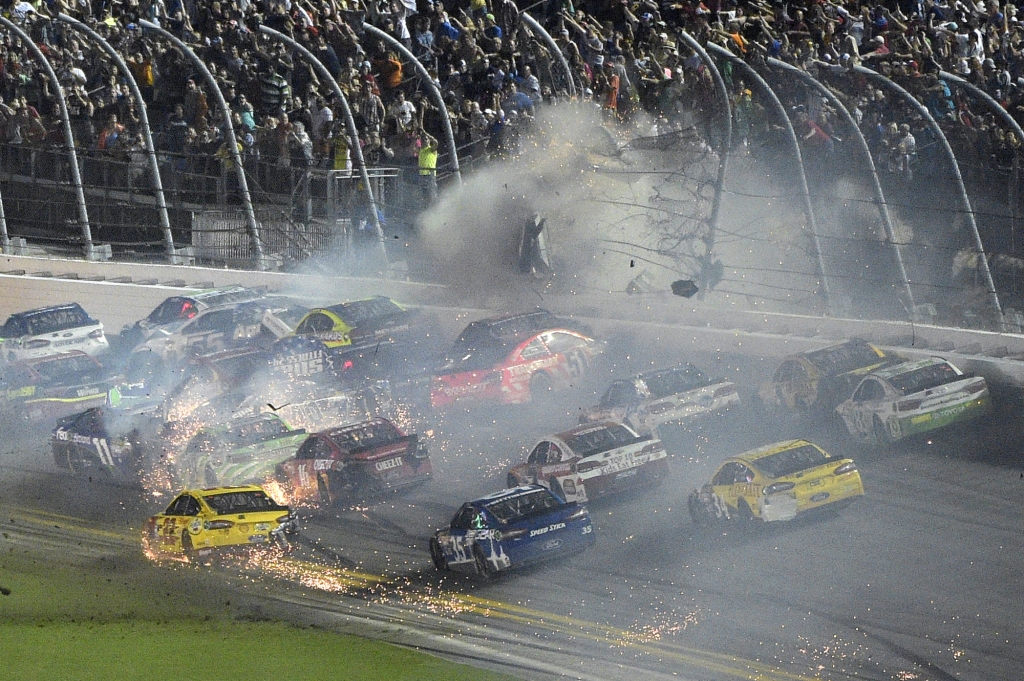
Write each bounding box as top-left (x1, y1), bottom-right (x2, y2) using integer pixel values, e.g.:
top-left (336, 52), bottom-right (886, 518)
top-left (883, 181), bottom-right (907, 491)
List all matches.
top-left (2, 322), bottom-right (1022, 681)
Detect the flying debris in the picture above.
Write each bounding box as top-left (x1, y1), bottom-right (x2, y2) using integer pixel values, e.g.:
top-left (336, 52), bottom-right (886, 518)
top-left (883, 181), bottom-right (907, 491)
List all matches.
top-left (671, 280), bottom-right (699, 298)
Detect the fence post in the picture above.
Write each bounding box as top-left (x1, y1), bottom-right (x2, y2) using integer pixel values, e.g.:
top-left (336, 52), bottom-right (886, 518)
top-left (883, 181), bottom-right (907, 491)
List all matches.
top-left (258, 25), bottom-right (389, 267)
top-left (139, 20), bottom-right (265, 269)
top-left (706, 42), bottom-right (830, 312)
top-left (0, 16), bottom-right (93, 260)
top-left (58, 14), bottom-right (177, 263)
top-left (854, 64), bottom-right (1003, 324)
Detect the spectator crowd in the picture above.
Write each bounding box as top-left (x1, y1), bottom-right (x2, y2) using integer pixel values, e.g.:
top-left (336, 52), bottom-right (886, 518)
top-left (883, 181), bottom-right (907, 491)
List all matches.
top-left (0, 0), bottom-right (1023, 204)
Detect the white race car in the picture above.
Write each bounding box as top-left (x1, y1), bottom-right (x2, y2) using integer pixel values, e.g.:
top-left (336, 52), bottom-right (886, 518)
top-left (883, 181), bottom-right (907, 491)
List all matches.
top-left (1, 303), bottom-right (107, 363)
top-left (581, 363), bottom-right (739, 435)
top-left (835, 357), bottom-right (991, 445)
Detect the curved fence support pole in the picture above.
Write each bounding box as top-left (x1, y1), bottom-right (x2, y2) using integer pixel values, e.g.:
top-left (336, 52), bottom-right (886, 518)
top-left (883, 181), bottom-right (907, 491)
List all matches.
top-left (706, 43), bottom-right (830, 310)
top-left (139, 20), bottom-right (265, 268)
top-left (0, 16), bottom-right (93, 259)
top-left (59, 14), bottom-right (176, 263)
top-left (939, 70), bottom-right (1024, 147)
top-left (361, 23), bottom-right (462, 185)
top-left (678, 31), bottom-right (731, 294)
top-left (853, 64), bottom-right (1002, 322)
top-left (0, 177), bottom-right (8, 253)
top-left (771, 58), bottom-right (914, 311)
top-left (520, 13), bottom-right (577, 99)
top-left (259, 25), bottom-right (388, 267)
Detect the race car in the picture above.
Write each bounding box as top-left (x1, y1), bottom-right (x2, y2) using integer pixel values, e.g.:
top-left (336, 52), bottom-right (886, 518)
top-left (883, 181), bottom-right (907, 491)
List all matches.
top-left (118, 285), bottom-right (266, 352)
top-left (449, 309), bottom-right (593, 354)
top-left (757, 339), bottom-right (899, 418)
top-left (51, 406), bottom-right (162, 480)
top-left (431, 325), bottom-right (602, 407)
top-left (581, 363), bottom-right (739, 434)
top-left (175, 413), bottom-right (308, 488)
top-left (429, 485), bottom-right (595, 578)
top-left (506, 421), bottom-right (668, 502)
top-left (129, 297), bottom-right (307, 371)
top-left (290, 296), bottom-right (417, 349)
top-left (834, 357), bottom-right (991, 445)
top-left (688, 439), bottom-right (865, 525)
top-left (2, 352), bottom-right (113, 426)
top-left (1, 303), bottom-right (108, 363)
top-left (276, 417), bottom-right (431, 506)
top-left (143, 484), bottom-right (296, 558)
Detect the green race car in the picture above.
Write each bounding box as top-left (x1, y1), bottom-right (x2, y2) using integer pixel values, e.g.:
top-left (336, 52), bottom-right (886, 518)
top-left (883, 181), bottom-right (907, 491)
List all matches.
top-left (175, 413), bottom-right (308, 488)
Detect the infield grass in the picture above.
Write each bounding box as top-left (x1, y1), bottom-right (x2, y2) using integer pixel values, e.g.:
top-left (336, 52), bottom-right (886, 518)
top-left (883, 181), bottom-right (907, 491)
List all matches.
top-left (0, 550), bottom-right (519, 681)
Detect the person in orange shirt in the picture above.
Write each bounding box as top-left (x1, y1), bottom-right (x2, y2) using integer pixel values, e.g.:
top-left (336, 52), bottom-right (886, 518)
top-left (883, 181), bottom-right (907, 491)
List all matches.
top-left (603, 62), bottom-right (620, 117)
top-left (381, 52), bottom-right (403, 90)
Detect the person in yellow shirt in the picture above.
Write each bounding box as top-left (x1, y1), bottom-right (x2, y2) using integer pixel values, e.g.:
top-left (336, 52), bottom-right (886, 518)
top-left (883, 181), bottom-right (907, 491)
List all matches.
top-left (418, 129), bottom-right (438, 205)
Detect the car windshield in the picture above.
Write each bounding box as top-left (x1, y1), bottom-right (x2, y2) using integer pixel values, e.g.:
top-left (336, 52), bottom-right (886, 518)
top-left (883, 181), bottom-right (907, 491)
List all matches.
top-left (223, 418), bottom-right (293, 447)
top-left (452, 311), bottom-right (556, 350)
top-left (643, 365), bottom-right (711, 400)
top-left (563, 424), bottom-right (637, 457)
top-left (327, 421), bottom-right (402, 452)
top-left (203, 490), bottom-right (287, 515)
top-left (33, 355), bottom-right (101, 383)
top-left (485, 488), bottom-right (561, 524)
top-left (887, 362), bottom-right (962, 396)
top-left (754, 444), bottom-right (831, 478)
top-left (446, 339), bottom-right (514, 372)
top-left (23, 305), bottom-right (92, 335)
top-left (805, 341), bottom-right (883, 376)
top-left (332, 298), bottom-right (403, 326)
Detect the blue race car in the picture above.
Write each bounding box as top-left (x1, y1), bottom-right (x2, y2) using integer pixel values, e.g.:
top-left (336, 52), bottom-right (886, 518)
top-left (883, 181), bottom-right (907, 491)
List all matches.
top-left (429, 485), bottom-right (595, 578)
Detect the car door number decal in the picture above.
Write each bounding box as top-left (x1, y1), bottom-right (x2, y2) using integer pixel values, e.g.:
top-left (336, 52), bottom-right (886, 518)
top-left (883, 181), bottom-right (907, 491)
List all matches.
top-left (92, 437), bottom-right (114, 466)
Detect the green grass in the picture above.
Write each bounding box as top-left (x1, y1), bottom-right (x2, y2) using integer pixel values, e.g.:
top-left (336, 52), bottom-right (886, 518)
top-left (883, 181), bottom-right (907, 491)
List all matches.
top-left (0, 551), bottom-right (518, 681)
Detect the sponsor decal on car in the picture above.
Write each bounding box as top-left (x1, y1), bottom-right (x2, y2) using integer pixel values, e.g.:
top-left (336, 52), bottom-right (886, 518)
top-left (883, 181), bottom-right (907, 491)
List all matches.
top-left (529, 522), bottom-right (566, 537)
top-left (375, 457), bottom-right (403, 472)
top-left (810, 492), bottom-right (830, 502)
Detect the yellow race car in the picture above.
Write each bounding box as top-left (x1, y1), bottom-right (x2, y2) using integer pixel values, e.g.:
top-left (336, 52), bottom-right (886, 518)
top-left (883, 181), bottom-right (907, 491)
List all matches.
top-left (290, 296), bottom-right (413, 349)
top-left (144, 485), bottom-right (296, 558)
top-left (757, 339), bottom-right (898, 418)
top-left (688, 439), bottom-right (864, 525)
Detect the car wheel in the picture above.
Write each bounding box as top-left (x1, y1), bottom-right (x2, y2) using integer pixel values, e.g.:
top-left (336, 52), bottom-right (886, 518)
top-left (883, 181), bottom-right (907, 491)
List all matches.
top-left (873, 416), bottom-right (894, 447)
top-left (429, 537), bottom-right (447, 571)
top-left (473, 545), bottom-right (494, 579)
top-left (549, 477), bottom-right (565, 501)
top-left (687, 491), bottom-right (710, 526)
top-left (506, 472), bottom-right (519, 489)
top-left (317, 473), bottom-right (332, 506)
top-left (181, 531), bottom-right (193, 554)
top-left (735, 498), bottom-right (756, 523)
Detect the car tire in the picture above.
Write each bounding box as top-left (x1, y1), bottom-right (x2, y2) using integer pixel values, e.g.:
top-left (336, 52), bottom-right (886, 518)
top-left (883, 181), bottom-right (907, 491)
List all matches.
top-left (736, 498), bottom-right (756, 523)
top-left (317, 473), bottom-right (332, 506)
top-left (473, 545), bottom-right (494, 579)
top-left (549, 477), bottom-right (565, 501)
top-left (506, 472), bottom-right (519, 489)
top-left (429, 537), bottom-right (446, 571)
top-left (873, 416), bottom-right (894, 447)
top-left (687, 491), bottom-right (710, 526)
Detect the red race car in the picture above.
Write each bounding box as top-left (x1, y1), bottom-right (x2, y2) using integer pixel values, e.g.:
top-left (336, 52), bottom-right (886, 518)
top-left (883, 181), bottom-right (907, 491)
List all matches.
top-left (276, 418), bottom-right (431, 506)
top-left (507, 421), bottom-right (669, 503)
top-left (431, 324), bottom-right (602, 408)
